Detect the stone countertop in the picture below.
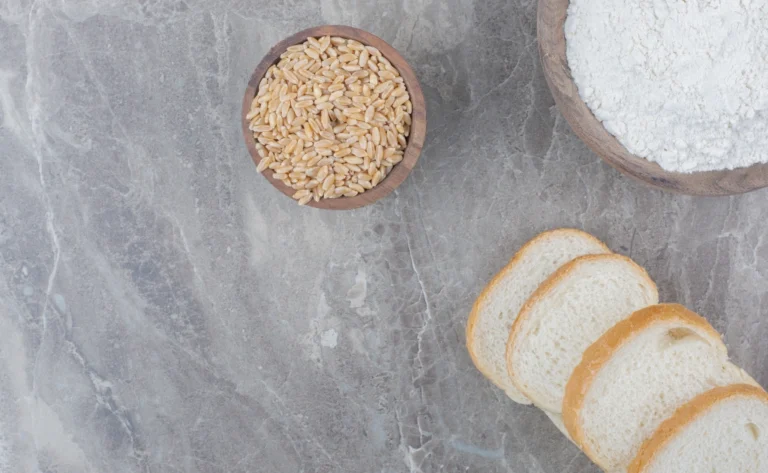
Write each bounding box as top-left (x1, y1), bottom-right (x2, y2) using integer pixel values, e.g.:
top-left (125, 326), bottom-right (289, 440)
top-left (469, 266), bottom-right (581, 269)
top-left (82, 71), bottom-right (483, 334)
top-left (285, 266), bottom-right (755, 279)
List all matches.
top-left (0, 1), bottom-right (766, 472)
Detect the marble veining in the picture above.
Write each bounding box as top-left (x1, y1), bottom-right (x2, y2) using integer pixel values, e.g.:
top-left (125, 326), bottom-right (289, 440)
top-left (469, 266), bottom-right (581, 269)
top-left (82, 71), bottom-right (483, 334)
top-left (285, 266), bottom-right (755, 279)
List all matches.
top-left (0, 1), bottom-right (766, 472)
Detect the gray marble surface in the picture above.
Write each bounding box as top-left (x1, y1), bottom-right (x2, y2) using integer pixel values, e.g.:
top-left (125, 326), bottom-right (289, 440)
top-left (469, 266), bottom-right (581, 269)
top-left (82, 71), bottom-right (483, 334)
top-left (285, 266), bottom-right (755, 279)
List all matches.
top-left (0, 0), bottom-right (766, 472)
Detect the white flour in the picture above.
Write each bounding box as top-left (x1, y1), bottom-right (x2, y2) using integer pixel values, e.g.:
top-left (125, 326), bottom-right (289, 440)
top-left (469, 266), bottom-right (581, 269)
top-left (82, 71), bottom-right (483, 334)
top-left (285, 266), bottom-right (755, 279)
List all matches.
top-left (565, 0), bottom-right (768, 173)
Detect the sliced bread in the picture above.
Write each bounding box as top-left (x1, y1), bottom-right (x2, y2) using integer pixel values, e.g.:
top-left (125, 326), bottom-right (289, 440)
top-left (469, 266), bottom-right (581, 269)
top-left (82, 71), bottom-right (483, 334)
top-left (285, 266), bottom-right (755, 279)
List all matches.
top-left (466, 229), bottom-right (610, 403)
top-left (505, 253), bottom-right (659, 413)
top-left (628, 384), bottom-right (768, 473)
top-left (562, 304), bottom-right (758, 472)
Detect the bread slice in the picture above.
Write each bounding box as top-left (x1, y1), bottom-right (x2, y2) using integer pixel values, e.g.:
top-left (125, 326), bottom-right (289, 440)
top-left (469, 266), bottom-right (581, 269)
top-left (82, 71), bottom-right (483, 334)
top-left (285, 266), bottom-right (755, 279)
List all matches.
top-left (628, 384), bottom-right (768, 473)
top-left (505, 253), bottom-right (659, 412)
top-left (563, 304), bottom-right (759, 472)
top-left (466, 229), bottom-right (610, 403)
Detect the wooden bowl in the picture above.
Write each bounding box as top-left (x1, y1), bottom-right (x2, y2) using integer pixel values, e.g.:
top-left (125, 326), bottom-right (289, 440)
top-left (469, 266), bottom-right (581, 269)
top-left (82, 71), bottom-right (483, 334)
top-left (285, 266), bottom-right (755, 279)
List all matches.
top-left (242, 25), bottom-right (427, 209)
top-left (537, 0), bottom-right (768, 196)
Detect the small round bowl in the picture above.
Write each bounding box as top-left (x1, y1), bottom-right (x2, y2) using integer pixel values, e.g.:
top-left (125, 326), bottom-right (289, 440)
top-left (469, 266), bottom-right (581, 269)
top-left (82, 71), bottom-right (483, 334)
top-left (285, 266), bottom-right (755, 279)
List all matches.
top-left (538, 0), bottom-right (768, 196)
top-left (242, 26), bottom-right (427, 209)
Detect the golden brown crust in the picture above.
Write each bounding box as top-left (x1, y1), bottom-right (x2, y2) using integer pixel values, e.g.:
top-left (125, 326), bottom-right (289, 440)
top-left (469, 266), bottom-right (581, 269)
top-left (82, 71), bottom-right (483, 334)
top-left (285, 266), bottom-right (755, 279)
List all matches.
top-left (627, 384), bottom-right (768, 473)
top-left (505, 253), bottom-right (659, 407)
top-left (561, 304), bottom-right (724, 468)
top-left (466, 229), bottom-right (609, 393)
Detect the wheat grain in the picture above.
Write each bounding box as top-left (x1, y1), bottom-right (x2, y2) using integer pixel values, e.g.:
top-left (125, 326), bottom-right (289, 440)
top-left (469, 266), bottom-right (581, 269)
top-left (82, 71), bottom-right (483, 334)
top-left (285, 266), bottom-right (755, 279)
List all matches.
top-left (248, 35), bottom-right (413, 205)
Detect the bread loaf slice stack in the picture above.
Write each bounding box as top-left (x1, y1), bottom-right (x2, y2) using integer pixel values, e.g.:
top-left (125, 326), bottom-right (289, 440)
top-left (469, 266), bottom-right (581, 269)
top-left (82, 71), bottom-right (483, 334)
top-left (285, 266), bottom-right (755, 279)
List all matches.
top-left (466, 229), bottom-right (611, 404)
top-left (466, 229), bottom-right (766, 472)
top-left (563, 304), bottom-right (759, 472)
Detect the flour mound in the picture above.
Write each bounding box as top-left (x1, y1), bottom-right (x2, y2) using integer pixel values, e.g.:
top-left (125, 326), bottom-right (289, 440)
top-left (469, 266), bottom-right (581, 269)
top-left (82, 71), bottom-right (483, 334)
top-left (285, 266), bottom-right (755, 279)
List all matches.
top-left (565, 0), bottom-right (768, 173)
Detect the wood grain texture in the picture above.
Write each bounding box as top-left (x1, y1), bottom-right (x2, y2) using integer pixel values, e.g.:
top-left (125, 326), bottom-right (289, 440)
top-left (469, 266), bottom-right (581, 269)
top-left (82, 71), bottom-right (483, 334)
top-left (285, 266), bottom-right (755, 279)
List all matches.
top-left (241, 25), bottom-right (427, 210)
top-left (537, 0), bottom-right (768, 196)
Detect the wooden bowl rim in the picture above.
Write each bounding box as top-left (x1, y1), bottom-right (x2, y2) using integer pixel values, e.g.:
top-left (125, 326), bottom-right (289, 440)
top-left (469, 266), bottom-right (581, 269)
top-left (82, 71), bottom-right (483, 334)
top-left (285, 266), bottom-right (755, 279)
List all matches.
top-left (537, 0), bottom-right (768, 196)
top-left (242, 25), bottom-right (427, 209)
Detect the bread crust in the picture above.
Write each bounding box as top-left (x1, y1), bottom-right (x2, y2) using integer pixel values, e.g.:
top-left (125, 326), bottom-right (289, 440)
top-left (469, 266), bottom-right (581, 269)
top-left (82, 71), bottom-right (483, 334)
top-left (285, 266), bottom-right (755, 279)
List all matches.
top-left (505, 253), bottom-right (659, 410)
top-left (627, 384), bottom-right (768, 473)
top-left (466, 229), bottom-right (609, 402)
top-left (561, 303), bottom-right (725, 469)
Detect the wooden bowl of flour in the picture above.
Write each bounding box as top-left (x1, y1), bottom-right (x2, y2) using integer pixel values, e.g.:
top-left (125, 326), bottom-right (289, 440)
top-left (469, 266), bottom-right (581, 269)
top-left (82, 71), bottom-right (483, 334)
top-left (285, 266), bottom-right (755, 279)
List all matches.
top-left (538, 0), bottom-right (768, 196)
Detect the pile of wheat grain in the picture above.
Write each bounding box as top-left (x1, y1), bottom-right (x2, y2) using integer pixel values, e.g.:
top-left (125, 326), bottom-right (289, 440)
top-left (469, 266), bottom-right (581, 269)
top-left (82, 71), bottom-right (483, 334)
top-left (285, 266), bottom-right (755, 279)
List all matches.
top-left (247, 35), bottom-right (413, 205)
